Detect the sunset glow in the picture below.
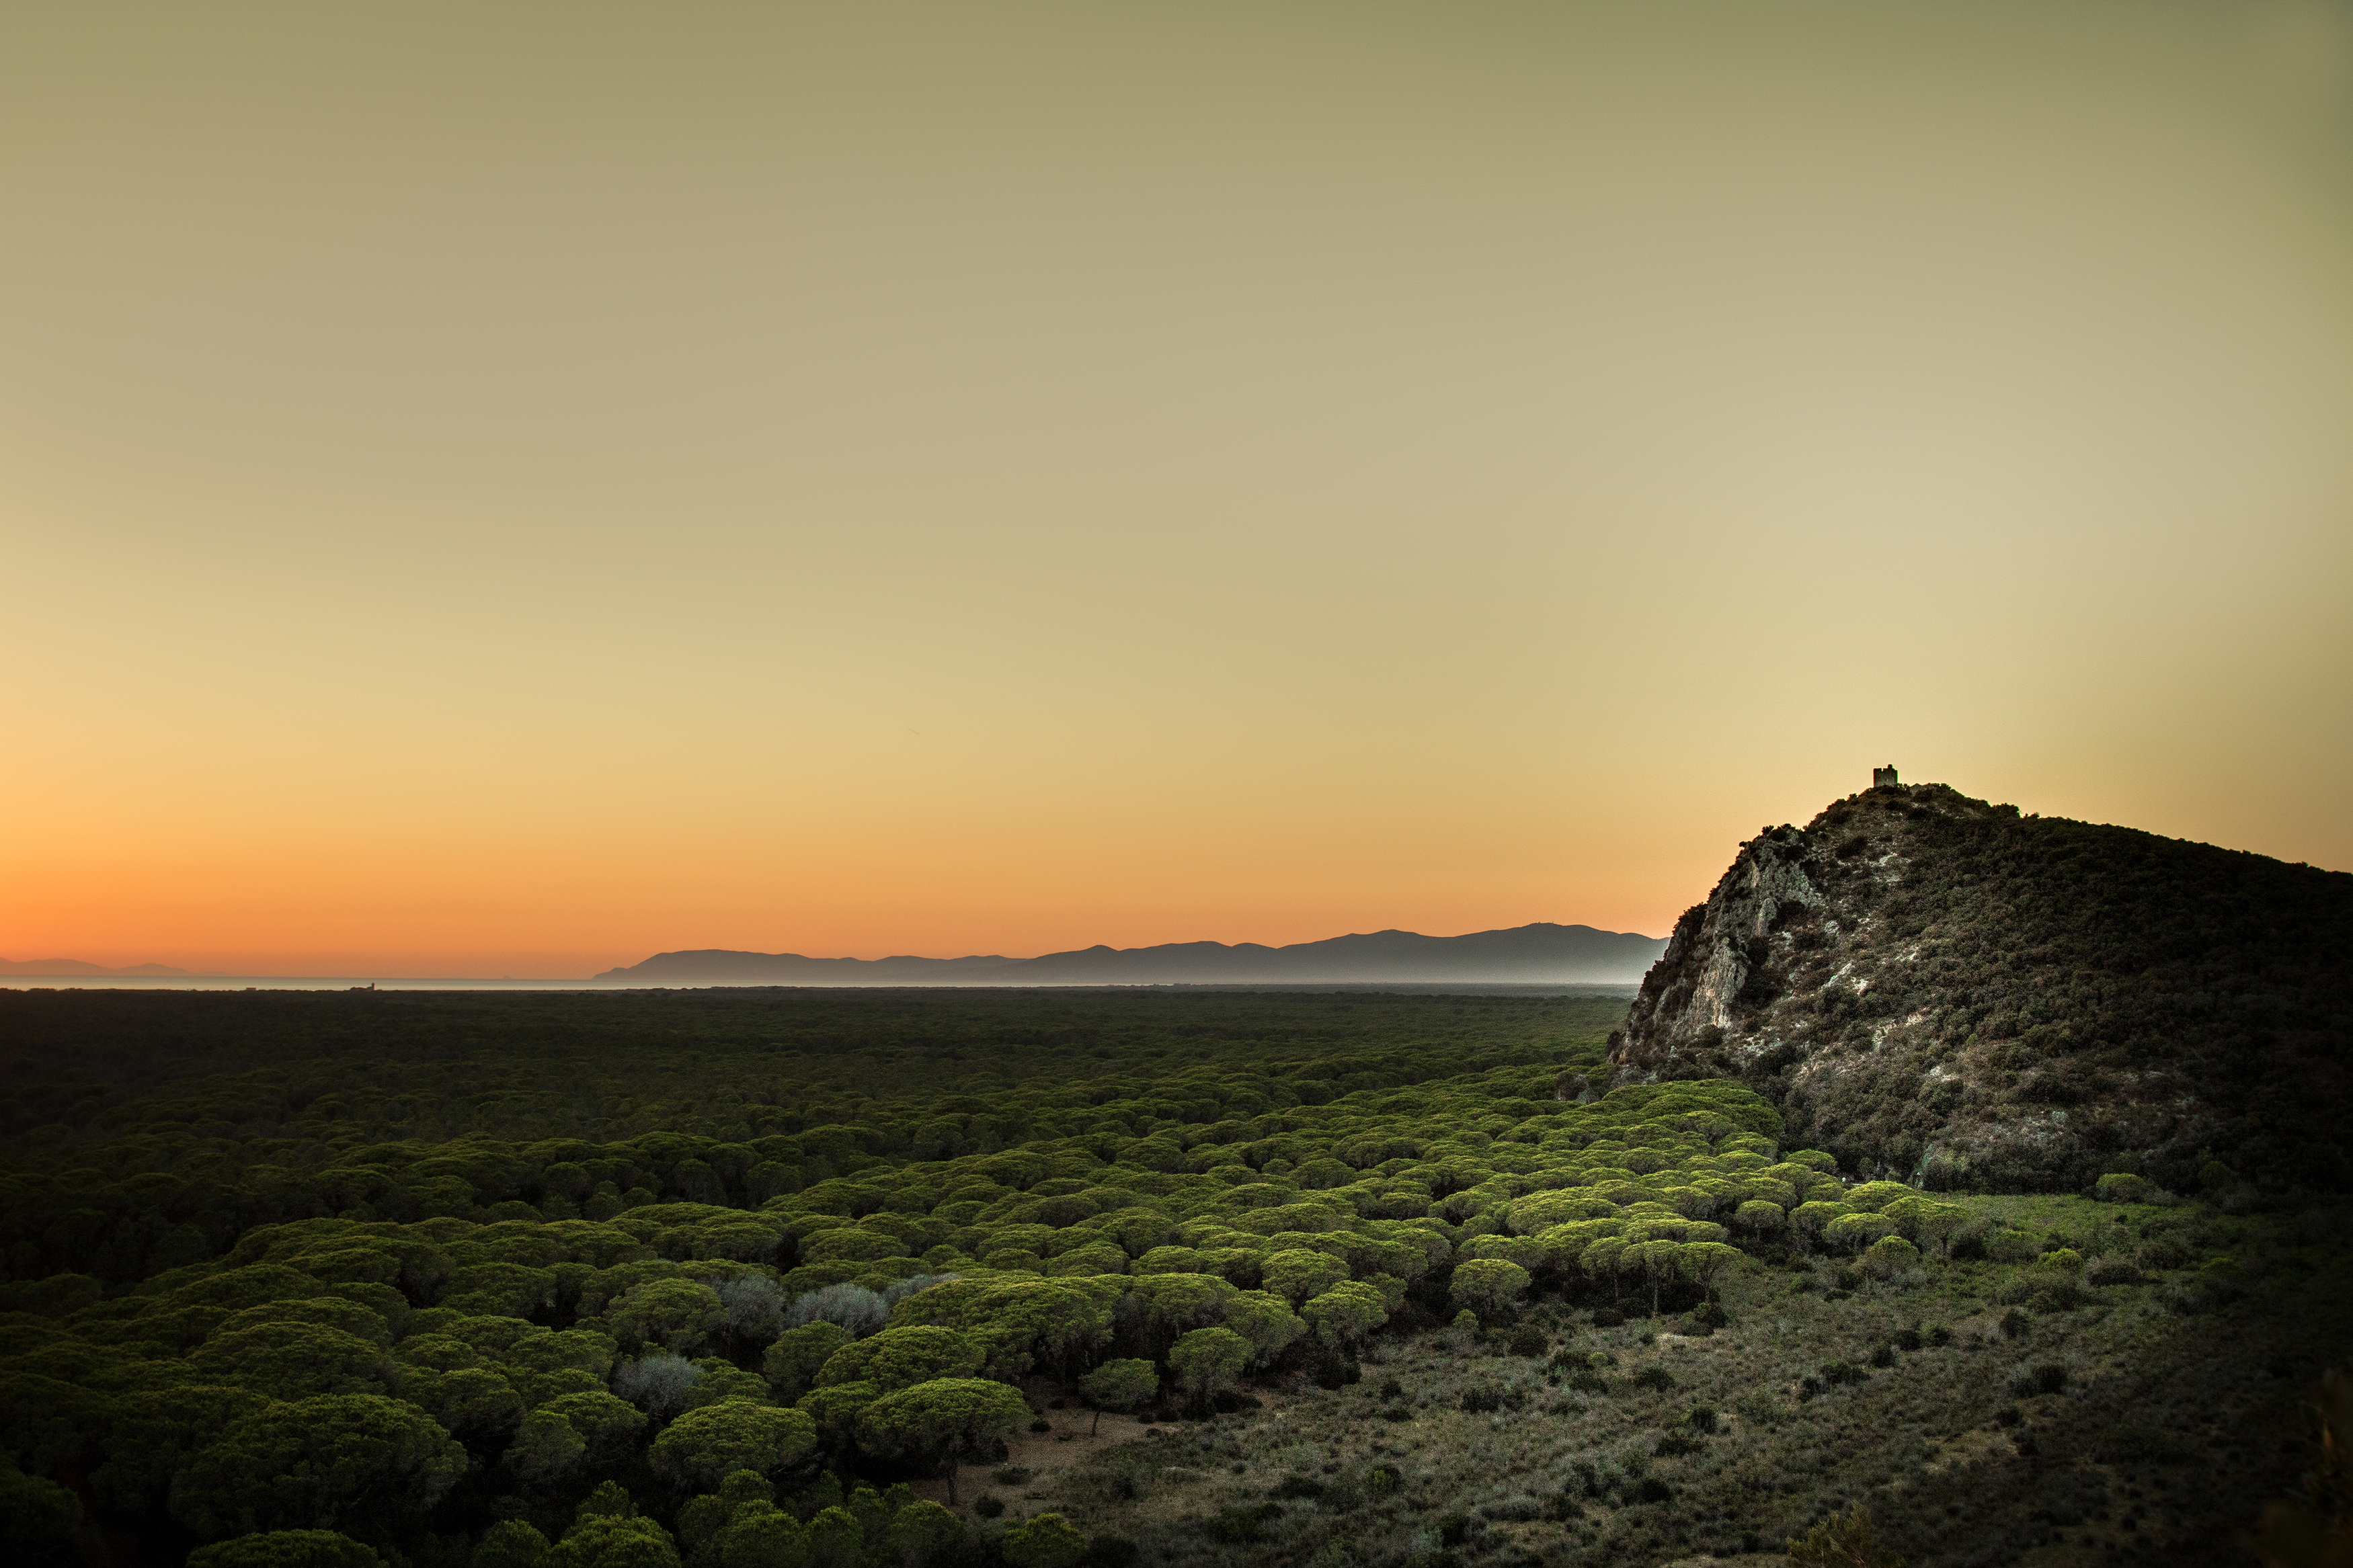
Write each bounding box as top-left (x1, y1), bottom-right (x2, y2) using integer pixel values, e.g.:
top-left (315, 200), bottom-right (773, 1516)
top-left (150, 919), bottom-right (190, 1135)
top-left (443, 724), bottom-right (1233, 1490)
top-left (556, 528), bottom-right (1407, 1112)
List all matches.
top-left (5, 1), bottom-right (2348, 976)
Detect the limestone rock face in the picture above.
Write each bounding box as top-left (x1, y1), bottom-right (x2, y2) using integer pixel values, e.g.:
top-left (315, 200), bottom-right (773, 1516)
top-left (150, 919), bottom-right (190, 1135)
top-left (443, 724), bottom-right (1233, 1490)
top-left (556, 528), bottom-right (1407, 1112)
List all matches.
top-left (1608, 782), bottom-right (2353, 1194)
top-left (1622, 827), bottom-right (1825, 1056)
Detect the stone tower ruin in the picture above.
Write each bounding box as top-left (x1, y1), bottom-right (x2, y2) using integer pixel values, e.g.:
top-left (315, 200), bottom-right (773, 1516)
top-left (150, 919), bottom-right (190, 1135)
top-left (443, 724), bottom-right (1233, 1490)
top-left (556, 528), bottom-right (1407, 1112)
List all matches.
top-left (1873, 764), bottom-right (1900, 788)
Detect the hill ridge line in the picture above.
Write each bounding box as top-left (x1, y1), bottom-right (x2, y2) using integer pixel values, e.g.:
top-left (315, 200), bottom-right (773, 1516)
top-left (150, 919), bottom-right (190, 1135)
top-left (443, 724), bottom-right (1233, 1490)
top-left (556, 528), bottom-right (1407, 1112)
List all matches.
top-left (596, 921), bottom-right (1667, 984)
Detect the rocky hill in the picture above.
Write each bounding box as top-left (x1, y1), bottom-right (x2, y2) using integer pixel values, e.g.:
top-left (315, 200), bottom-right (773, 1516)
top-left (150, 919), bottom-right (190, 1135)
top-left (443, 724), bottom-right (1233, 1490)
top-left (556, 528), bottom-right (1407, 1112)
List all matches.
top-left (1607, 780), bottom-right (2351, 1193)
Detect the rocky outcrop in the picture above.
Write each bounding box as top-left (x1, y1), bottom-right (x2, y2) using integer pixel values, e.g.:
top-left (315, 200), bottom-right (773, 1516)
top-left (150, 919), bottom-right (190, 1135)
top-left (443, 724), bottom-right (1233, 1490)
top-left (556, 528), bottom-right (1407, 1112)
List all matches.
top-left (1618, 825), bottom-right (1825, 1057)
top-left (1609, 782), bottom-right (2352, 1194)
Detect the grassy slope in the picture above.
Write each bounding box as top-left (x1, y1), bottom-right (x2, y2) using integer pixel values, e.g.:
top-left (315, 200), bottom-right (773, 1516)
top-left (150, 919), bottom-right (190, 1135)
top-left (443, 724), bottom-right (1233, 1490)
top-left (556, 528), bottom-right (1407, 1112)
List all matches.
top-left (1047, 1194), bottom-right (2350, 1568)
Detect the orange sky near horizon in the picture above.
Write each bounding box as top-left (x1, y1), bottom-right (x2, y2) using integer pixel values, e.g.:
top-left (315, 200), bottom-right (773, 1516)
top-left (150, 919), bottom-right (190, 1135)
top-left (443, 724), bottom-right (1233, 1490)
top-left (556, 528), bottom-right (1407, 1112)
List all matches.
top-left (5, 1), bottom-right (2350, 977)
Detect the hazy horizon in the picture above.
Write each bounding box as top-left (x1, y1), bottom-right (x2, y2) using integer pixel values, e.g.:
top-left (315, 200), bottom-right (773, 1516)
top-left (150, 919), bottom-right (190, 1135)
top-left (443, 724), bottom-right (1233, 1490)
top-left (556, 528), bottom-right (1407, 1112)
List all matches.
top-left (1, 916), bottom-right (1668, 982)
top-left (5, 1), bottom-right (2348, 975)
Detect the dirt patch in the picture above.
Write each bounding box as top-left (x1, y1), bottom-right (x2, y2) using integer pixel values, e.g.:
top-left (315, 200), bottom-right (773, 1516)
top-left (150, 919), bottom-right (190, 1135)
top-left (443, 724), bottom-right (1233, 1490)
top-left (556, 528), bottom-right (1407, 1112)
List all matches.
top-left (908, 1407), bottom-right (1162, 1514)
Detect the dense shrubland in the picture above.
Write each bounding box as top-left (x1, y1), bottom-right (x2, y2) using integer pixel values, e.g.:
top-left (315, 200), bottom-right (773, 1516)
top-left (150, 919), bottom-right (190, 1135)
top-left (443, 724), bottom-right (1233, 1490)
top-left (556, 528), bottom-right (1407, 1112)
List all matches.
top-left (1065, 1191), bottom-right (2348, 1568)
top-left (0, 988), bottom-right (1613, 1286)
top-left (2, 988), bottom-right (2342, 1567)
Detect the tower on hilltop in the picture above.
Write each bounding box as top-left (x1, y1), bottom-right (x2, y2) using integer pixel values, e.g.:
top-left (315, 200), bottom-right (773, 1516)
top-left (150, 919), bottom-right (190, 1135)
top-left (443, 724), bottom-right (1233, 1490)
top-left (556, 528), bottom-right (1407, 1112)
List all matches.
top-left (1872, 764), bottom-right (1900, 788)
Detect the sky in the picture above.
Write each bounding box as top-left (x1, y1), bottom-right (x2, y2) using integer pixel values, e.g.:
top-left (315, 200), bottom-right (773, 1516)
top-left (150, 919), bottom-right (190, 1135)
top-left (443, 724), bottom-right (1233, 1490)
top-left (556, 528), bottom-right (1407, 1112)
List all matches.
top-left (3, 0), bottom-right (2349, 978)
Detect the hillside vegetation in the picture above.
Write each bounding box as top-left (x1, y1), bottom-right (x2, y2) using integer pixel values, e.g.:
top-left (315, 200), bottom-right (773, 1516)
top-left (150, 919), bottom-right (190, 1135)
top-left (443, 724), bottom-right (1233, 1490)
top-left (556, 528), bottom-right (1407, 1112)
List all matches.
top-left (1611, 782), bottom-right (2352, 1194)
top-left (1, 960), bottom-right (2344, 1568)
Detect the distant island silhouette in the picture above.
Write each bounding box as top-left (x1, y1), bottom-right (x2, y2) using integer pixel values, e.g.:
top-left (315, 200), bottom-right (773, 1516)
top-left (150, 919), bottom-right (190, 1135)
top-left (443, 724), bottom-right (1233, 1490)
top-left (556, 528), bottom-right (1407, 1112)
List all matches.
top-left (594, 922), bottom-right (1667, 986)
top-left (0, 958), bottom-right (190, 976)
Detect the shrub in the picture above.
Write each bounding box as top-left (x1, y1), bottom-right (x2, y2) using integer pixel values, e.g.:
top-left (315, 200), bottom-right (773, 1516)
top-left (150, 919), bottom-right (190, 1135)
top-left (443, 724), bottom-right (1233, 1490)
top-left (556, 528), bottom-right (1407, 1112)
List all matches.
top-left (1862, 1235), bottom-right (1919, 1278)
top-left (1631, 1477), bottom-right (1673, 1504)
top-left (993, 1466), bottom-right (1034, 1487)
top-left (1271, 1473), bottom-right (1324, 1499)
top-left (1786, 1503), bottom-right (1905, 1567)
top-left (1999, 1308), bottom-right (2031, 1340)
top-left (2085, 1258), bottom-right (2143, 1287)
top-left (577, 1483), bottom-right (637, 1520)
top-left (1305, 1351), bottom-right (1356, 1391)
top-left (1569, 1372), bottom-right (1610, 1396)
top-left (1449, 1260), bottom-right (1531, 1322)
top-left (1168, 1327), bottom-right (1252, 1401)
top-left (1868, 1344), bottom-right (1896, 1368)
top-left (1653, 1432), bottom-right (1706, 1457)
top-left (2198, 1257), bottom-right (2247, 1302)
top-left (2009, 1364), bottom-right (2069, 1397)
top-left (711, 1277), bottom-right (786, 1348)
top-left (2093, 1426), bottom-right (2198, 1464)
top-left (1505, 1325), bottom-right (1548, 1358)
top-left (787, 1284), bottom-right (891, 1338)
top-left (1590, 1308), bottom-right (1625, 1328)
top-left (1993, 1404), bottom-right (2021, 1428)
top-left (1202, 1504), bottom-right (1279, 1544)
top-left (545, 1515), bottom-right (679, 1568)
top-left (1687, 1404), bottom-right (1718, 1433)
top-left (649, 1403), bottom-right (819, 1490)
top-left (1986, 1229), bottom-right (2040, 1264)
top-left (1461, 1388), bottom-right (1503, 1413)
top-left (612, 1353), bottom-right (703, 1417)
top-left (189, 1532), bottom-right (382, 1568)
top-left (1632, 1366), bottom-right (1677, 1392)
top-left (1076, 1360), bottom-right (1158, 1434)
top-left (473, 1522), bottom-right (548, 1568)
top-left (1302, 1282), bottom-right (1386, 1353)
top-left (1819, 1362), bottom-right (1864, 1387)
top-left (2032, 1280), bottom-right (2084, 1313)
top-left (972, 1495), bottom-right (1004, 1519)
top-left (1001, 1513), bottom-right (1087, 1568)
top-left (1892, 1327), bottom-right (1922, 1352)
top-left (1825, 1212), bottom-right (1898, 1253)
top-left (2094, 1173), bottom-right (2151, 1204)
top-left (762, 1321), bottom-right (850, 1399)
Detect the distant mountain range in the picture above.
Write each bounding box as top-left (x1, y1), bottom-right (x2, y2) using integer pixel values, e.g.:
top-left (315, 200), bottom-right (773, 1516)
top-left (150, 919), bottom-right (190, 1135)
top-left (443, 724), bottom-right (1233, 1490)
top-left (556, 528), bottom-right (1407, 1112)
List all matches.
top-left (0, 958), bottom-right (189, 976)
top-left (594, 923), bottom-right (1668, 986)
